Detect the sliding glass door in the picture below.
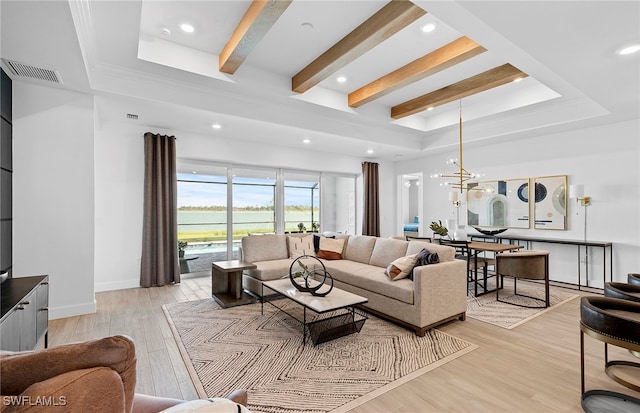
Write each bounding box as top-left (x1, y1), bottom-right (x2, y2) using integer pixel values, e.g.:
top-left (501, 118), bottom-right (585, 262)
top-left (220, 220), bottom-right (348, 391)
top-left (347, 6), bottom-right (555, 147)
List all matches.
top-left (320, 174), bottom-right (357, 235)
top-left (177, 162), bottom-right (355, 269)
top-left (231, 168), bottom-right (277, 257)
top-left (284, 172), bottom-right (320, 233)
top-left (177, 166), bottom-right (228, 267)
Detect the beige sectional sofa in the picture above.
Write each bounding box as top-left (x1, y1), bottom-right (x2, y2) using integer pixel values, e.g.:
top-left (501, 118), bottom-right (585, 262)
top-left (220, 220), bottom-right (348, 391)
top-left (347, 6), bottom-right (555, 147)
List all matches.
top-left (241, 234), bottom-right (467, 336)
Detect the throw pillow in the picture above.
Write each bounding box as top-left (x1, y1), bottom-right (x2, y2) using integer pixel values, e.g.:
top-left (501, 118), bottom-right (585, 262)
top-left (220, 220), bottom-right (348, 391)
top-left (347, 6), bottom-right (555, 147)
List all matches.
top-left (415, 248), bottom-right (440, 266)
top-left (385, 254), bottom-right (418, 280)
top-left (314, 234), bottom-right (336, 253)
top-left (287, 235), bottom-right (315, 259)
top-left (313, 234), bottom-right (320, 253)
top-left (317, 237), bottom-right (345, 260)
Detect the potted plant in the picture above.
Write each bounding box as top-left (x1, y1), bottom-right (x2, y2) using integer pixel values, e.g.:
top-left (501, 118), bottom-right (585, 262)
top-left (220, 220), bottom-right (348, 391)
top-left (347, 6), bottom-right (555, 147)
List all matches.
top-left (297, 222), bottom-right (307, 233)
top-left (429, 220), bottom-right (449, 239)
top-left (311, 221), bottom-right (319, 232)
top-left (178, 241), bottom-right (188, 258)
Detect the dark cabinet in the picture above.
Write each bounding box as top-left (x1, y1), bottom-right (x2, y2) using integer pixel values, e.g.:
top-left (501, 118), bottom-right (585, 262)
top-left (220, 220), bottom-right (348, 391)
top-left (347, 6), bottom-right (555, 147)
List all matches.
top-left (36, 281), bottom-right (49, 342)
top-left (0, 68), bottom-right (11, 277)
top-left (0, 306), bottom-right (20, 350)
top-left (0, 275), bottom-right (49, 351)
top-left (0, 68), bottom-right (11, 123)
top-left (0, 118), bottom-right (10, 170)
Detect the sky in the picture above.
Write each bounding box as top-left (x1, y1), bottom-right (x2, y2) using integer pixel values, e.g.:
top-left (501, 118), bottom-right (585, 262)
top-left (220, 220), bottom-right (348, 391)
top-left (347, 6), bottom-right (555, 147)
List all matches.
top-left (177, 178), bottom-right (319, 208)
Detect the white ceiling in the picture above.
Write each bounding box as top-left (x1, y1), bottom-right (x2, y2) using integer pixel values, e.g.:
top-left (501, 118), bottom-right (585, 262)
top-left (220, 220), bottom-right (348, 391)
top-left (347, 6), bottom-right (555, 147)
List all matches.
top-left (1, 1), bottom-right (638, 160)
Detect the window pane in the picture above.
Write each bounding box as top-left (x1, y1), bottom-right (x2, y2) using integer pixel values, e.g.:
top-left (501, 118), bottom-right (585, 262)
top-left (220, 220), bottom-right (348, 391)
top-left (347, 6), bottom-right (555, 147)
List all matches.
top-left (284, 173), bottom-right (319, 233)
top-left (232, 168), bottom-right (276, 240)
top-left (177, 164), bottom-right (229, 269)
top-left (321, 174), bottom-right (356, 235)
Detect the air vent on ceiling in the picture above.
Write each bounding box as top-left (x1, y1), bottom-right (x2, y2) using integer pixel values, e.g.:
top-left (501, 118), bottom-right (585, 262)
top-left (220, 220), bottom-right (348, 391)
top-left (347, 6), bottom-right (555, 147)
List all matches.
top-left (1, 59), bottom-right (63, 84)
top-left (126, 113), bottom-right (139, 120)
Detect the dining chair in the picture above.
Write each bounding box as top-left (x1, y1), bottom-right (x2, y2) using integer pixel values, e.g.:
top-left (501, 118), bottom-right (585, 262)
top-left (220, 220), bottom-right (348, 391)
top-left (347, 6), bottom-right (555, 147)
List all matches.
top-left (438, 239), bottom-right (495, 296)
top-left (495, 250), bottom-right (550, 308)
top-left (406, 236), bottom-right (433, 243)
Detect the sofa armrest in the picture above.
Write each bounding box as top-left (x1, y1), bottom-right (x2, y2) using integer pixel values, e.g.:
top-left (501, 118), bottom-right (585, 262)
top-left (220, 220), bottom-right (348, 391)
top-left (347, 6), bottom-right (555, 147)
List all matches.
top-left (412, 260), bottom-right (467, 326)
top-left (0, 335), bottom-right (137, 413)
top-left (1, 367), bottom-right (125, 413)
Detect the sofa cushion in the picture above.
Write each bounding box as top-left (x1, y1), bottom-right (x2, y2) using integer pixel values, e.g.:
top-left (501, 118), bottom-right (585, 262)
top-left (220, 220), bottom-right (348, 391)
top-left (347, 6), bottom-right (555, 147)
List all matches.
top-left (406, 241), bottom-right (454, 262)
top-left (287, 235), bottom-right (315, 258)
top-left (385, 254), bottom-right (418, 281)
top-left (242, 235), bottom-right (288, 263)
top-left (344, 235), bottom-right (377, 264)
top-left (317, 237), bottom-right (345, 260)
top-left (323, 260), bottom-right (413, 304)
top-left (244, 259), bottom-right (291, 282)
top-left (369, 238), bottom-right (408, 268)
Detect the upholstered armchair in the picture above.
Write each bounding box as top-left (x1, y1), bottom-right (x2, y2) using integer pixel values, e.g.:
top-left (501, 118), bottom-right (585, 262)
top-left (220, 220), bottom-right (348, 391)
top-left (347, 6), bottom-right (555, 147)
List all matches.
top-left (0, 335), bottom-right (248, 413)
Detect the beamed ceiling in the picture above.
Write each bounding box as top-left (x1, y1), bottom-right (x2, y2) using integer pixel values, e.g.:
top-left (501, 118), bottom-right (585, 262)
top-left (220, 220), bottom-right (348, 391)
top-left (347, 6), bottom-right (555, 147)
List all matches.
top-left (1, 0), bottom-right (638, 160)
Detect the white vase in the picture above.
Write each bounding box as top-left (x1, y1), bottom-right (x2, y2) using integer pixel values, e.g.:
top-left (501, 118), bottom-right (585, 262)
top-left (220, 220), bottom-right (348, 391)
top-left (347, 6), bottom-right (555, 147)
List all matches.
top-left (445, 219), bottom-right (457, 237)
top-left (453, 225), bottom-right (467, 241)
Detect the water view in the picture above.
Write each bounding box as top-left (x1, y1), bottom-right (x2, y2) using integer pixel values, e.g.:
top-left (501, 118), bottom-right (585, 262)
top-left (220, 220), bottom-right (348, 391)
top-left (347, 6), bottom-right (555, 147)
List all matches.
top-left (178, 210), bottom-right (318, 242)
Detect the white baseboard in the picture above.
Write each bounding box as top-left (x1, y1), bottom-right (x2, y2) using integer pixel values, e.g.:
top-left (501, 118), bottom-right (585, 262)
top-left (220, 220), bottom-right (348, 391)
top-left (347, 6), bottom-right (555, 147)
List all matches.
top-left (49, 300), bottom-right (97, 320)
top-left (95, 278), bottom-right (140, 292)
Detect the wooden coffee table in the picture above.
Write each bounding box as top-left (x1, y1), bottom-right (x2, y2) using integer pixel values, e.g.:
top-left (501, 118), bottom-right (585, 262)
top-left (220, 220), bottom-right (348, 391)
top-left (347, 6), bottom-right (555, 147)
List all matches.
top-left (211, 260), bottom-right (256, 308)
top-left (262, 278), bottom-right (368, 346)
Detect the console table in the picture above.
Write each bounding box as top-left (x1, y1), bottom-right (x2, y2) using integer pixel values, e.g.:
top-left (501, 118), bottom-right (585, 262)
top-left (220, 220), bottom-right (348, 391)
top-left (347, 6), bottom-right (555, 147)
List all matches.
top-left (470, 234), bottom-right (612, 290)
top-left (0, 275), bottom-right (49, 351)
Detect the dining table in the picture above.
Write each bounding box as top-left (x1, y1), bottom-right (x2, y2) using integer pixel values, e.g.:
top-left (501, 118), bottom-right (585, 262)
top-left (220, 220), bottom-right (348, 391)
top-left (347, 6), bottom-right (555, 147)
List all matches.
top-left (467, 240), bottom-right (524, 296)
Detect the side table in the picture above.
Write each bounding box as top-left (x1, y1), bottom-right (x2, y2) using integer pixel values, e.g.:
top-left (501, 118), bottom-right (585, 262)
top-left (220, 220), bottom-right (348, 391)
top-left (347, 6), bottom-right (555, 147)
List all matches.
top-left (179, 256), bottom-right (199, 274)
top-left (211, 260), bottom-right (257, 308)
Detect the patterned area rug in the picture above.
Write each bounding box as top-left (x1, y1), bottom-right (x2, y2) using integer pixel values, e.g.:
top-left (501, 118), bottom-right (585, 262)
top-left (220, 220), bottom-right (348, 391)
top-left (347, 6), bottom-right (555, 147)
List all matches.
top-left (466, 278), bottom-right (578, 329)
top-left (163, 299), bottom-right (477, 413)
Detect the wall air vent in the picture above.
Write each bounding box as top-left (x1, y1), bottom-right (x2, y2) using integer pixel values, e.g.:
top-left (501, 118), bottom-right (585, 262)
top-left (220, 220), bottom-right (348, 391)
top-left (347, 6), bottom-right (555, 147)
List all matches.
top-left (126, 113), bottom-right (139, 120)
top-left (1, 59), bottom-right (63, 84)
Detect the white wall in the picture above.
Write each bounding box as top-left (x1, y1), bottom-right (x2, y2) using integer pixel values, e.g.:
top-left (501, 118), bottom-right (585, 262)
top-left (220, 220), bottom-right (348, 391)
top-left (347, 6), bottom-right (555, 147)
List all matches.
top-left (93, 120), bottom-right (369, 292)
top-left (13, 82), bottom-right (96, 319)
top-left (395, 119), bottom-right (640, 287)
top-left (18, 83), bottom-right (637, 317)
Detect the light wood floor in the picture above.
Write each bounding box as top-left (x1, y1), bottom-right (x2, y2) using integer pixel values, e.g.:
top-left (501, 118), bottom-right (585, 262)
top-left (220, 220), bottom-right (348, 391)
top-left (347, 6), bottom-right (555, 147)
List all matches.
top-left (48, 275), bottom-right (639, 412)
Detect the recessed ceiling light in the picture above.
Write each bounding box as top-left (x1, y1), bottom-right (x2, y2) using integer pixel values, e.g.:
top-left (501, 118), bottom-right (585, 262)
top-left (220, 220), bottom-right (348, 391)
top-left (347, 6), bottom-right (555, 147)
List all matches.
top-left (426, 107), bottom-right (434, 111)
top-left (619, 44), bottom-right (640, 55)
top-left (212, 123), bottom-right (221, 129)
top-left (180, 24), bottom-right (195, 33)
top-left (421, 23), bottom-right (436, 33)
top-left (192, 171), bottom-right (197, 174)
top-left (300, 22), bottom-right (314, 30)
top-left (161, 28), bottom-right (171, 36)
top-left (367, 149), bottom-right (374, 154)
top-left (336, 75), bottom-right (347, 83)
top-left (513, 77), bottom-right (524, 82)
top-left (303, 139), bottom-right (311, 144)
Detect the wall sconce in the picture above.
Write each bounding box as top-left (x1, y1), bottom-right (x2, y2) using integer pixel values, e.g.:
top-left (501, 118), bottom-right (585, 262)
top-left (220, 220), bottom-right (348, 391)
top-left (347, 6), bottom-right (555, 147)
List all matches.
top-left (449, 190), bottom-right (461, 224)
top-left (449, 190), bottom-right (461, 207)
top-left (569, 184), bottom-right (591, 206)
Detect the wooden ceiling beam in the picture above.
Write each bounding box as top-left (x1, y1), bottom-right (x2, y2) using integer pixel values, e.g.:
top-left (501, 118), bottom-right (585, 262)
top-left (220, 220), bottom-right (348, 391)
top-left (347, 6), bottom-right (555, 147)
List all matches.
top-left (292, 0), bottom-right (426, 94)
top-left (348, 36), bottom-right (486, 108)
top-left (391, 63), bottom-right (528, 119)
top-left (219, 0), bottom-right (292, 75)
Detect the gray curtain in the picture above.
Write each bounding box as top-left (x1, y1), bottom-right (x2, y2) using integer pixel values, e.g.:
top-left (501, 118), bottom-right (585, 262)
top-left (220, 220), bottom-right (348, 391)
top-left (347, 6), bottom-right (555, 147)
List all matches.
top-left (362, 161), bottom-right (380, 237)
top-left (140, 132), bottom-right (180, 287)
